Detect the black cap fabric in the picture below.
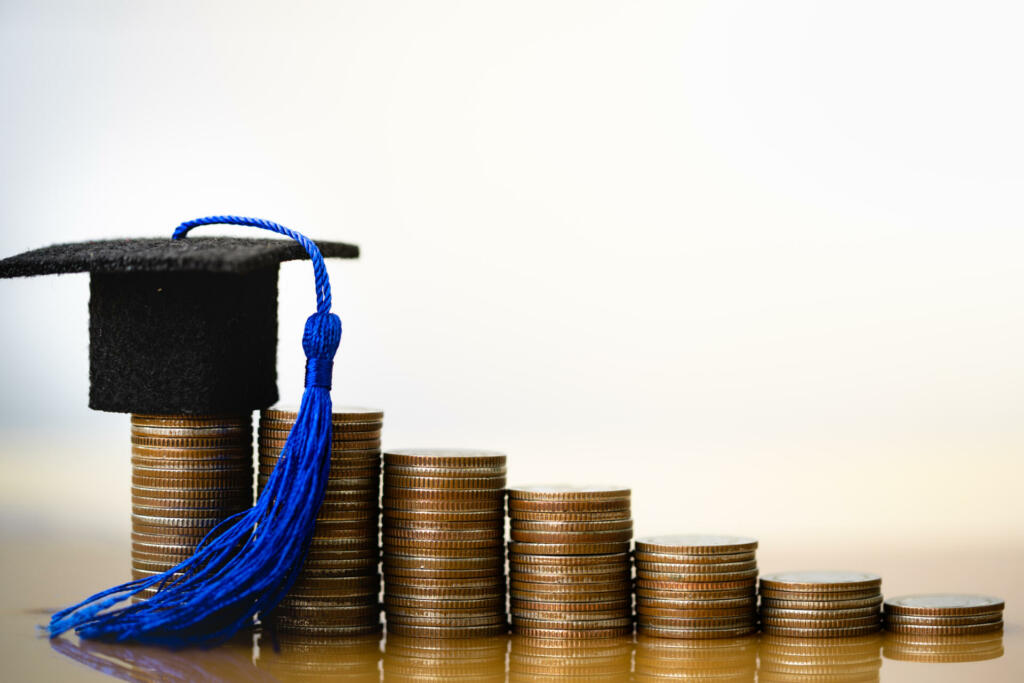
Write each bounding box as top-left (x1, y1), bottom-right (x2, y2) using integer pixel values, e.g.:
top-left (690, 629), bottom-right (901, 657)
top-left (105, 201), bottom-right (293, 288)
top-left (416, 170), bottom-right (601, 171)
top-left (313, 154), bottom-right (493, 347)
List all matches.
top-left (0, 237), bottom-right (358, 414)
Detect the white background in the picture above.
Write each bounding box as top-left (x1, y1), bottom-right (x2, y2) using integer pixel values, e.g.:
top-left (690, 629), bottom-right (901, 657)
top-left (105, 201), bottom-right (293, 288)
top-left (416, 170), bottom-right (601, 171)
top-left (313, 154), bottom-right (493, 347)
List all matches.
top-left (1, 1), bottom-right (1022, 551)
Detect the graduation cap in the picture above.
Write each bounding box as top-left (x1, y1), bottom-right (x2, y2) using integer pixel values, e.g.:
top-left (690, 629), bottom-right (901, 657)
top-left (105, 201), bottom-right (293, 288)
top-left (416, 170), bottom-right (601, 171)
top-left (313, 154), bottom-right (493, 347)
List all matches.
top-left (0, 216), bottom-right (354, 646)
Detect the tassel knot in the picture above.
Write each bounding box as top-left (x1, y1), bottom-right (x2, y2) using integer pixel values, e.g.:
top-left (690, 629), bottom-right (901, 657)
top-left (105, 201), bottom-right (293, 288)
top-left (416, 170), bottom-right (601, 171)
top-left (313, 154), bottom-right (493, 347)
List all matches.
top-left (302, 312), bottom-right (342, 360)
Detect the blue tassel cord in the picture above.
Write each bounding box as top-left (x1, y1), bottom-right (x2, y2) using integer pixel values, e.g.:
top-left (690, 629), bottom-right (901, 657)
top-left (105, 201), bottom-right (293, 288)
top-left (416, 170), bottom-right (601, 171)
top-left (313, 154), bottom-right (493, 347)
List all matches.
top-left (49, 216), bottom-right (341, 647)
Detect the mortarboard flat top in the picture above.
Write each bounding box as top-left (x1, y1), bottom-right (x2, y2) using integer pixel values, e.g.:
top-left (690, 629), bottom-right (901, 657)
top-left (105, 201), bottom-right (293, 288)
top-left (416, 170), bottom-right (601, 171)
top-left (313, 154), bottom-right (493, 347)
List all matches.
top-left (0, 236), bottom-right (359, 415)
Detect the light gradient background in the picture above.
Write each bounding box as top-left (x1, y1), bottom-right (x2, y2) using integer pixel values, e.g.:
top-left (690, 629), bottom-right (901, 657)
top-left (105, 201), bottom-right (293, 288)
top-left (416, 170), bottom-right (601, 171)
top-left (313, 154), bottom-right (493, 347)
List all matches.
top-left (1, 0), bottom-right (1022, 561)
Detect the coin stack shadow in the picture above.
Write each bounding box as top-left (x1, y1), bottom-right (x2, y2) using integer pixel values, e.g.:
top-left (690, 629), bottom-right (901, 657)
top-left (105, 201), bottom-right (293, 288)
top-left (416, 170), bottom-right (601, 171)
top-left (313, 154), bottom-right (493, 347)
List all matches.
top-left (634, 635), bottom-right (758, 680)
top-left (883, 593), bottom-right (1004, 639)
top-left (130, 413), bottom-right (254, 599)
top-left (508, 485), bottom-right (634, 639)
top-left (634, 534), bottom-right (759, 639)
top-left (510, 635), bottom-right (633, 681)
top-left (257, 632), bottom-right (382, 680)
top-left (759, 571), bottom-right (883, 637)
top-left (759, 634), bottom-right (882, 682)
top-left (258, 406), bottom-right (384, 636)
top-left (382, 448), bottom-right (508, 638)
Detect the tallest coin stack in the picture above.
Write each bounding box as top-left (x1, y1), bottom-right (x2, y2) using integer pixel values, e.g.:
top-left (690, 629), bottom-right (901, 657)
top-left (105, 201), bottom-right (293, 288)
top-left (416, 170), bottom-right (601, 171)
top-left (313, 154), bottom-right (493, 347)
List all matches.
top-left (382, 448), bottom-right (508, 638)
top-left (130, 413), bottom-right (254, 597)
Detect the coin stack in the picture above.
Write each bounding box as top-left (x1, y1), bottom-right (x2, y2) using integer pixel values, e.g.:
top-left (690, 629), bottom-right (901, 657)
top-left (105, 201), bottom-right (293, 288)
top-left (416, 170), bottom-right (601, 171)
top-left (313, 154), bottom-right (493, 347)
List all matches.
top-left (759, 571), bottom-right (883, 637)
top-left (258, 406), bottom-right (384, 636)
top-left (634, 534), bottom-right (759, 639)
top-left (130, 413), bottom-right (253, 596)
top-left (634, 635), bottom-right (758, 681)
top-left (384, 635), bottom-right (508, 682)
top-left (883, 594), bottom-right (1004, 637)
top-left (382, 448), bottom-right (508, 638)
top-left (510, 636), bottom-right (633, 681)
top-left (760, 634), bottom-right (882, 682)
top-left (508, 485), bottom-right (634, 639)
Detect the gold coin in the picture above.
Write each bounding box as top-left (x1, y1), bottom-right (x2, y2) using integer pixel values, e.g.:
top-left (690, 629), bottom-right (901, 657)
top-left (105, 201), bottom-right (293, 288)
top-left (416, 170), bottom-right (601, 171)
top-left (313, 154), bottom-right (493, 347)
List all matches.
top-left (508, 541), bottom-right (631, 556)
top-left (760, 571), bottom-right (881, 592)
top-left (883, 594), bottom-right (1004, 616)
top-left (510, 529), bottom-right (633, 544)
top-left (384, 448), bottom-right (506, 468)
top-left (635, 534), bottom-right (758, 555)
top-left (508, 485), bottom-right (631, 501)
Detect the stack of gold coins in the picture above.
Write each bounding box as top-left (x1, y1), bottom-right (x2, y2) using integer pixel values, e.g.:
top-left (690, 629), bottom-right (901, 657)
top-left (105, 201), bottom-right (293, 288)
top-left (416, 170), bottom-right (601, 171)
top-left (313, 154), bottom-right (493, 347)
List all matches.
top-left (634, 534), bottom-right (759, 639)
top-left (760, 634), bottom-right (882, 681)
top-left (508, 485), bottom-right (634, 639)
top-left (510, 635), bottom-right (632, 681)
top-left (634, 635), bottom-right (758, 681)
top-left (883, 630), bottom-right (1004, 663)
top-left (382, 448), bottom-right (508, 638)
top-left (759, 571), bottom-right (883, 637)
top-left (258, 406), bottom-right (384, 636)
top-left (384, 635), bottom-right (508, 682)
top-left (883, 594), bottom-right (1004, 637)
top-left (130, 413), bottom-right (253, 596)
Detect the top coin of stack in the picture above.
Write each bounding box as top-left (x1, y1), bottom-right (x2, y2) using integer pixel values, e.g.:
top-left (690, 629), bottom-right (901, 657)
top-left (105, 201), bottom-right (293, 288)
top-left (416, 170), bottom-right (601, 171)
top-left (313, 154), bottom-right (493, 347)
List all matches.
top-left (508, 485), bottom-right (634, 639)
top-left (883, 594), bottom-right (1004, 637)
top-left (759, 571), bottom-right (883, 638)
top-left (633, 534), bottom-right (759, 639)
top-left (258, 406), bottom-right (384, 636)
top-left (382, 448), bottom-right (508, 638)
top-left (130, 413), bottom-right (254, 593)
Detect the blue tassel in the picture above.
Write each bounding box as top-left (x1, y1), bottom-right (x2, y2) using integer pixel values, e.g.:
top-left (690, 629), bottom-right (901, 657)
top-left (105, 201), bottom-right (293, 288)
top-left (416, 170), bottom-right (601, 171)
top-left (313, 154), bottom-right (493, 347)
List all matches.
top-left (48, 216), bottom-right (341, 647)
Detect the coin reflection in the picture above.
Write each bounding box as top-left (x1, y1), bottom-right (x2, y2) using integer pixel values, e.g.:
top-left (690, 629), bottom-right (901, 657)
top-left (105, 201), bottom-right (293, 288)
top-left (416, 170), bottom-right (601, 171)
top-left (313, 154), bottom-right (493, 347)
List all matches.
top-left (510, 634), bottom-right (632, 681)
top-left (51, 632), bottom-right (265, 682)
top-left (256, 631), bottom-right (381, 681)
top-left (758, 634), bottom-right (882, 682)
top-left (382, 634), bottom-right (506, 682)
top-left (634, 634), bottom-right (756, 681)
top-left (882, 630), bottom-right (1004, 663)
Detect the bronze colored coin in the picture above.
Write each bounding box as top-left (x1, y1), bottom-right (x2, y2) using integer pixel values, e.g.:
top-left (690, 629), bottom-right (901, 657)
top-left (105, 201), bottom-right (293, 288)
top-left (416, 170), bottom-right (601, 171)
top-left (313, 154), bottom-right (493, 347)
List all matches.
top-left (635, 586), bottom-right (756, 600)
top-left (130, 494), bottom-right (252, 510)
top-left (510, 510), bottom-right (634, 522)
top-left (132, 474), bottom-right (252, 489)
top-left (510, 571), bottom-right (630, 586)
top-left (383, 553), bottom-right (503, 570)
top-left (384, 607), bottom-right (506, 622)
top-left (382, 519), bottom-right (499, 533)
top-left (761, 624), bottom-right (882, 637)
top-left (883, 594), bottom-right (1005, 616)
top-left (385, 475), bottom-right (507, 490)
top-left (259, 448), bottom-right (381, 461)
top-left (512, 609), bottom-right (633, 623)
top-left (384, 527), bottom-right (503, 542)
top-left (316, 503), bottom-right (380, 516)
top-left (511, 558), bottom-right (629, 574)
top-left (273, 622), bottom-right (382, 636)
top-left (384, 448), bottom-right (506, 468)
top-left (512, 616), bottom-right (633, 629)
top-left (508, 551), bottom-right (629, 566)
top-left (761, 595), bottom-right (883, 610)
top-left (636, 626), bottom-right (758, 642)
top-left (263, 406), bottom-right (384, 422)
top-left (512, 625), bottom-right (632, 639)
top-left (385, 622), bottom-right (507, 638)
top-left (382, 499), bottom-right (504, 514)
top-left (261, 438), bottom-right (382, 452)
top-left (131, 513), bottom-right (240, 528)
top-left (384, 464), bottom-right (507, 478)
top-left (133, 413), bottom-right (250, 425)
top-left (130, 503), bottom-right (249, 518)
top-left (884, 621), bottom-right (1003, 636)
top-left (636, 578), bottom-right (757, 591)
top-left (384, 598), bottom-right (505, 613)
top-left (130, 485), bottom-right (252, 500)
top-left (885, 613), bottom-right (1002, 627)
top-left (512, 593), bottom-right (631, 608)
top-left (133, 462), bottom-right (251, 476)
top-left (636, 559), bottom-right (757, 574)
top-left (258, 427), bottom-right (382, 441)
top-left (637, 596), bottom-right (757, 611)
top-left (289, 588), bottom-right (381, 601)
top-left (313, 517), bottom-right (379, 530)
top-left (508, 485), bottom-right (631, 501)
top-left (383, 567), bottom-right (503, 581)
top-left (130, 434), bottom-right (252, 449)
top-left (759, 587), bottom-right (881, 601)
top-left (762, 606), bottom-right (881, 620)
top-left (384, 574), bottom-right (503, 588)
top-left (507, 499), bottom-right (631, 514)
top-left (510, 529), bottom-right (633, 544)
top-left (637, 604), bottom-right (756, 618)
top-left (131, 443), bottom-right (250, 456)
top-left (510, 598), bottom-right (631, 613)
top-left (272, 603), bottom-right (380, 619)
top-left (385, 587), bottom-right (506, 603)
top-left (383, 485), bottom-right (504, 499)
top-left (512, 518), bottom-right (634, 532)
top-left (131, 523), bottom-right (229, 539)
top-left (383, 537), bottom-right (503, 551)
top-left (635, 534), bottom-right (758, 555)
top-left (638, 568), bottom-right (759, 583)
top-left (385, 613), bottom-right (507, 627)
top-left (510, 579), bottom-right (631, 595)
top-left (383, 508), bottom-right (504, 522)
top-left (634, 550), bottom-right (757, 565)
top-left (760, 571), bottom-right (881, 592)
top-left (508, 541), bottom-right (631, 556)
top-left (259, 417), bottom-right (383, 431)
top-left (637, 615), bottom-right (757, 629)
top-left (131, 426), bottom-right (250, 439)
top-left (761, 614), bottom-right (881, 628)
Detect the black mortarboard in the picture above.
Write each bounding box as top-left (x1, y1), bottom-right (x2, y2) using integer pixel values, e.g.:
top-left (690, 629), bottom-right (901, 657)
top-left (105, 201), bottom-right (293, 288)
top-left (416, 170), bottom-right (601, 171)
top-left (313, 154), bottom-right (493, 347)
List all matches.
top-left (0, 236), bottom-right (358, 414)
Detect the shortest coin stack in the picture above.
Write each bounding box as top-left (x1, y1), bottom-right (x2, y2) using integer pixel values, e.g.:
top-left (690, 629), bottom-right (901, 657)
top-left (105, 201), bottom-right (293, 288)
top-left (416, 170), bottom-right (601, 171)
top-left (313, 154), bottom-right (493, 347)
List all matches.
top-left (508, 485), bottom-right (634, 639)
top-left (259, 406), bottom-right (385, 636)
top-left (759, 571), bottom-right (883, 638)
top-left (883, 594), bottom-right (1004, 637)
top-left (634, 534), bottom-right (759, 639)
